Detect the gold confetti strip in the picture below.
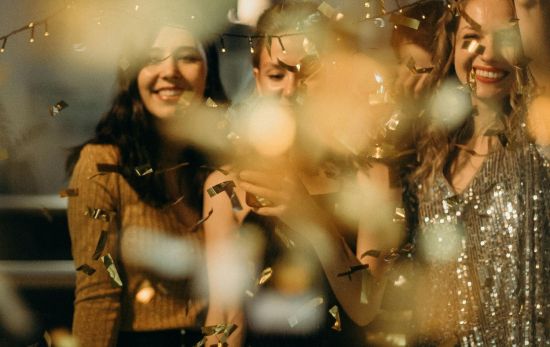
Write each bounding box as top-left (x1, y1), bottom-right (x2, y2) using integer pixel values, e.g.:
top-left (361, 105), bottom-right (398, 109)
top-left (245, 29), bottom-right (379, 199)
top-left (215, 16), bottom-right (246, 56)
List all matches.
top-left (134, 164), bottom-right (153, 177)
top-left (135, 279), bottom-right (155, 304)
top-left (100, 254), bottom-right (123, 287)
top-left (85, 207), bottom-right (114, 222)
top-left (393, 207), bottom-right (406, 223)
top-left (205, 97), bottom-right (218, 108)
top-left (92, 230), bottom-right (108, 260)
top-left (406, 57), bottom-right (434, 74)
top-left (329, 305), bottom-right (342, 332)
top-left (206, 180), bottom-right (243, 211)
top-left (274, 226), bottom-right (296, 249)
top-left (318, 2), bottom-right (337, 18)
top-left (288, 297), bottom-right (324, 328)
top-left (360, 270), bottom-right (372, 304)
top-left (188, 208), bottom-right (214, 232)
top-left (59, 188), bottom-right (79, 198)
top-left (76, 264), bottom-right (96, 276)
top-left (48, 100), bottom-right (68, 117)
top-left (462, 40), bottom-right (485, 55)
top-left (337, 264), bottom-right (369, 280)
top-left (257, 267), bottom-right (273, 286)
top-left (0, 148), bottom-right (8, 161)
top-left (360, 249), bottom-right (382, 259)
top-left (389, 13), bottom-right (420, 30)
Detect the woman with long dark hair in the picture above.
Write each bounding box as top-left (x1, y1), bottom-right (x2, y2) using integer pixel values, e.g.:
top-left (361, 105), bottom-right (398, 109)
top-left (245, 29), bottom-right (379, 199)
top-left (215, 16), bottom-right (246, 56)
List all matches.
top-left (65, 21), bottom-right (228, 347)
top-left (409, 0), bottom-right (549, 344)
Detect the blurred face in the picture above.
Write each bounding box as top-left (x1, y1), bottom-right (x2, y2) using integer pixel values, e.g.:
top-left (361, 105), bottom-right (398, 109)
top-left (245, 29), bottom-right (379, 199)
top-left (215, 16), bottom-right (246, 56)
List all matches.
top-left (253, 35), bottom-right (308, 105)
top-left (138, 26), bottom-right (206, 119)
top-left (454, 0), bottom-right (515, 101)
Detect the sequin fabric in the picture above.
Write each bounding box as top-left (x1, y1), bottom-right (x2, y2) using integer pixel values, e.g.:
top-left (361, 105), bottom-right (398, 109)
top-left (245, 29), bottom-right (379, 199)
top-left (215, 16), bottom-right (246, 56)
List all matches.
top-left (413, 139), bottom-right (549, 346)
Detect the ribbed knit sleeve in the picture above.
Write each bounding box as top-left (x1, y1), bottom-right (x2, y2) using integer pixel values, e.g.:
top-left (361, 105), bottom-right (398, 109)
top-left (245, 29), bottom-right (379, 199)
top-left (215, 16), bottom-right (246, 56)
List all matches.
top-left (67, 144), bottom-right (122, 347)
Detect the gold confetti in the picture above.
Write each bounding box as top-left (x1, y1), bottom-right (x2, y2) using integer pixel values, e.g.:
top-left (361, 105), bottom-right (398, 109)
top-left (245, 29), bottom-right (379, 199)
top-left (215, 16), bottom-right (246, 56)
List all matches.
top-left (100, 254), bottom-right (123, 287)
top-left (48, 100), bottom-right (69, 117)
top-left (393, 207), bottom-right (406, 223)
top-left (92, 230), bottom-right (108, 260)
top-left (360, 269), bottom-right (372, 304)
top-left (389, 13), bottom-right (420, 30)
top-left (206, 180), bottom-right (242, 211)
top-left (206, 97), bottom-right (218, 108)
top-left (288, 297), bottom-right (324, 328)
top-left (462, 40), bottom-right (485, 55)
top-left (135, 279), bottom-right (155, 304)
top-left (188, 208), bottom-right (213, 232)
top-left (329, 305), bottom-right (342, 331)
top-left (59, 188), bottom-right (79, 197)
top-left (134, 164), bottom-right (153, 176)
top-left (317, 2), bottom-right (339, 20)
top-left (406, 57), bottom-right (434, 74)
top-left (85, 207), bottom-right (114, 222)
top-left (257, 267), bottom-right (273, 285)
top-left (76, 264), bottom-right (96, 275)
top-left (360, 249), bottom-right (382, 259)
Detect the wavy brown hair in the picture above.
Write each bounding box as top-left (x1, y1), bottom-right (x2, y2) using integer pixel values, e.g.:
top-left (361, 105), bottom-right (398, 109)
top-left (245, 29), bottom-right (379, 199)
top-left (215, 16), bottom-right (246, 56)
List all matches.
top-left (410, 0), bottom-right (533, 190)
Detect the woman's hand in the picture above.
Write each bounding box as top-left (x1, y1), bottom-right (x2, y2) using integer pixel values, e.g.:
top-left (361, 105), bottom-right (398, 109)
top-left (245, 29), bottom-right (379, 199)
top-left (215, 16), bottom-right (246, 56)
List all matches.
top-left (238, 169), bottom-right (311, 221)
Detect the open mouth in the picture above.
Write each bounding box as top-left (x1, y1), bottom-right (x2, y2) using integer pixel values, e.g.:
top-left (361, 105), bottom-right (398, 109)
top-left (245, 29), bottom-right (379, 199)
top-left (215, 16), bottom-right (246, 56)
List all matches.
top-left (152, 87), bottom-right (186, 101)
top-left (474, 67), bottom-right (509, 83)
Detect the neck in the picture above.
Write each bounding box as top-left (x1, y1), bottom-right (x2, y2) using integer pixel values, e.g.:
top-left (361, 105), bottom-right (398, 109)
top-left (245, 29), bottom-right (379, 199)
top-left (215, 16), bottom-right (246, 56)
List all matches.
top-left (471, 97), bottom-right (506, 136)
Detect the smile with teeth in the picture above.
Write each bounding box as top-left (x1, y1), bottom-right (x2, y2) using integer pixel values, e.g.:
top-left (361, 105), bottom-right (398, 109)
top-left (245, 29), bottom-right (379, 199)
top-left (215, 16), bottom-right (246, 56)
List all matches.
top-left (474, 68), bottom-right (507, 82)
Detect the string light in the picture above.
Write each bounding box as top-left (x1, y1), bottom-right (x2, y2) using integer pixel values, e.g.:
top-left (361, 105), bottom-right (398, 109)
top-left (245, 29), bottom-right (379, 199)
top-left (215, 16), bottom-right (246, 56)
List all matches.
top-left (1, 38), bottom-right (6, 53)
top-left (248, 36), bottom-right (254, 54)
top-left (277, 36), bottom-right (287, 54)
top-left (44, 21), bottom-right (49, 36)
top-left (220, 35), bottom-right (226, 53)
top-left (28, 22), bottom-right (35, 43)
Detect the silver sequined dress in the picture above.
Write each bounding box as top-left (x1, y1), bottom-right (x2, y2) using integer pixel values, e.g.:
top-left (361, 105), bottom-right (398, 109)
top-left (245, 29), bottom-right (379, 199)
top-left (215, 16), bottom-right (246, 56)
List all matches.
top-left (413, 137), bottom-right (549, 346)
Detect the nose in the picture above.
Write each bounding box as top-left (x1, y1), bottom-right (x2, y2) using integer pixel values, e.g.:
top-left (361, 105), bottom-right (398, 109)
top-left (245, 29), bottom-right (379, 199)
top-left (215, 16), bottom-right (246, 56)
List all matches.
top-left (158, 55), bottom-right (182, 80)
top-left (480, 35), bottom-right (501, 63)
top-left (281, 73), bottom-right (298, 99)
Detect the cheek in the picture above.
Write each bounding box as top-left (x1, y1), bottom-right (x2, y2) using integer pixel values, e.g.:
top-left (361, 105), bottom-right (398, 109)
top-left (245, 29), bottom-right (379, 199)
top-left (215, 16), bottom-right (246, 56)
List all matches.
top-left (137, 69), bottom-right (152, 99)
top-left (454, 49), bottom-right (472, 84)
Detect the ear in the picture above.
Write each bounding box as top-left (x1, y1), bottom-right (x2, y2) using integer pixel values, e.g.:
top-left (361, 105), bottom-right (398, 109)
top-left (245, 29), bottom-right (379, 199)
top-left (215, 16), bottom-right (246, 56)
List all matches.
top-left (253, 67), bottom-right (263, 96)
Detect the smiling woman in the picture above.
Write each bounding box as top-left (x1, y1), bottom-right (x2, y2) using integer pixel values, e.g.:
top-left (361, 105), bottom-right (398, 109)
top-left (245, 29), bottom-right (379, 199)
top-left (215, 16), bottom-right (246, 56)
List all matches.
top-left (64, 21), bottom-right (228, 347)
top-left (408, 0), bottom-right (549, 344)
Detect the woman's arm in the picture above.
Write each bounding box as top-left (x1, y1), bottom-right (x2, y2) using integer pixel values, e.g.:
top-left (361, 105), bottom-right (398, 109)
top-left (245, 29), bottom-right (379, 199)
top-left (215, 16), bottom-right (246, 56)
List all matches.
top-left (202, 170), bottom-right (250, 346)
top-left (67, 145), bottom-right (122, 347)
top-left (238, 162), bottom-right (404, 326)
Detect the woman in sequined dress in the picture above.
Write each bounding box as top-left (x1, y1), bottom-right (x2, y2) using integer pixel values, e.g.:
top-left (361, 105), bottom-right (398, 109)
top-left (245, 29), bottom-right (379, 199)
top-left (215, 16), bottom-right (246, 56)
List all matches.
top-left (408, 0), bottom-right (549, 345)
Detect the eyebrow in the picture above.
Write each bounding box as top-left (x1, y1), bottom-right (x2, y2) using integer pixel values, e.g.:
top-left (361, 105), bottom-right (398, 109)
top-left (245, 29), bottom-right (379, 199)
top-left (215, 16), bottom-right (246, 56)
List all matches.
top-left (459, 10), bottom-right (482, 32)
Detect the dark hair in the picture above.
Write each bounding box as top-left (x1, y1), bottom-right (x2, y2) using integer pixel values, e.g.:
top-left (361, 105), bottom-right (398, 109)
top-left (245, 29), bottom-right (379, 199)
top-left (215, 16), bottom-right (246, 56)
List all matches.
top-left (66, 24), bottom-right (228, 210)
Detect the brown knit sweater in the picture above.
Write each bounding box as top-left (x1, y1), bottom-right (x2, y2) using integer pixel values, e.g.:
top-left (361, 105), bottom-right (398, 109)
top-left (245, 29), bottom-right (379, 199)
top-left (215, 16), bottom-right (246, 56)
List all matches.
top-left (67, 144), bottom-right (207, 347)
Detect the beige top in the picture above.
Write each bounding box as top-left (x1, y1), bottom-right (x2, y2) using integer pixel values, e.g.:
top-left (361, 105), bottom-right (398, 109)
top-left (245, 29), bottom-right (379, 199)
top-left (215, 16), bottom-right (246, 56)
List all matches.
top-left (68, 144), bottom-right (207, 347)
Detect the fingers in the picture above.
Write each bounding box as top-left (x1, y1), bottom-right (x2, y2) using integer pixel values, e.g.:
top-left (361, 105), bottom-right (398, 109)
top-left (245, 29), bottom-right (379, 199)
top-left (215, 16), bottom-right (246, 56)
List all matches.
top-left (239, 181), bottom-right (286, 205)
